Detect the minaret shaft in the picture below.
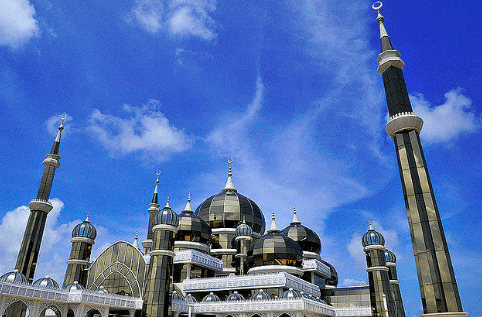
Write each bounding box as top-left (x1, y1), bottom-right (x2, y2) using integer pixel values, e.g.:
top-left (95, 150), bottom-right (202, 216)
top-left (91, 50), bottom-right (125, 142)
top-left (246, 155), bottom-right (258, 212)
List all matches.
top-left (394, 130), bottom-right (462, 313)
top-left (15, 210), bottom-right (48, 281)
top-left (365, 249), bottom-right (396, 317)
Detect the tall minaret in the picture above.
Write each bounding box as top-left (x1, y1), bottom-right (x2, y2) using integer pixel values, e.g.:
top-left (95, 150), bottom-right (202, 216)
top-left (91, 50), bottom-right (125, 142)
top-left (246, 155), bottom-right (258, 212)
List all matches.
top-left (142, 171), bottom-right (161, 255)
top-left (15, 115), bottom-right (66, 282)
top-left (373, 3), bottom-right (465, 315)
top-left (362, 223), bottom-right (396, 317)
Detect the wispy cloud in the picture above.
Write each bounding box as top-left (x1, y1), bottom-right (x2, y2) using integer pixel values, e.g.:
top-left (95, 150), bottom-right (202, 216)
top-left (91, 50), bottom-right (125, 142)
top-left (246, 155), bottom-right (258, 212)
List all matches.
top-left (130, 0), bottom-right (216, 40)
top-left (87, 100), bottom-right (193, 160)
top-left (0, 0), bottom-right (39, 49)
top-left (411, 89), bottom-right (479, 144)
top-left (46, 113), bottom-right (74, 137)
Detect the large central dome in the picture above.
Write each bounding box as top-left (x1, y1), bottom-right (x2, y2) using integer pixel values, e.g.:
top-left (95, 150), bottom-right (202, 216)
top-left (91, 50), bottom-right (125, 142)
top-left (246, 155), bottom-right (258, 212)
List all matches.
top-left (195, 163), bottom-right (266, 235)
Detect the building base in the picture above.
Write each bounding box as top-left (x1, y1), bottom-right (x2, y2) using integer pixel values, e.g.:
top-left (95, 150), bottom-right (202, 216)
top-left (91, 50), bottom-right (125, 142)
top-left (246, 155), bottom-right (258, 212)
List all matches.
top-left (421, 312), bottom-right (468, 317)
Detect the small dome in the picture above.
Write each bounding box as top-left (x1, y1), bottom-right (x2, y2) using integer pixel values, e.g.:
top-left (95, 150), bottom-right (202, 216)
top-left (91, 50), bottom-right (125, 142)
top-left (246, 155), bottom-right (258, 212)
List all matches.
top-left (299, 292), bottom-right (312, 300)
top-left (33, 276), bottom-right (59, 289)
top-left (72, 216), bottom-right (97, 240)
top-left (247, 214), bottom-right (303, 268)
top-left (385, 249), bottom-right (396, 263)
top-left (280, 288), bottom-right (302, 299)
top-left (282, 208), bottom-right (321, 254)
top-left (94, 286), bottom-right (109, 294)
top-left (226, 291), bottom-right (245, 301)
top-left (177, 195), bottom-right (211, 244)
top-left (202, 292), bottom-right (220, 302)
top-left (235, 219), bottom-right (253, 237)
top-left (153, 203), bottom-right (179, 227)
top-left (251, 289), bottom-right (271, 300)
top-left (0, 270), bottom-right (28, 284)
top-left (172, 291), bottom-right (184, 301)
top-left (64, 281), bottom-right (85, 291)
top-left (320, 260), bottom-right (338, 287)
top-left (185, 294), bottom-right (197, 303)
top-left (362, 223), bottom-right (385, 247)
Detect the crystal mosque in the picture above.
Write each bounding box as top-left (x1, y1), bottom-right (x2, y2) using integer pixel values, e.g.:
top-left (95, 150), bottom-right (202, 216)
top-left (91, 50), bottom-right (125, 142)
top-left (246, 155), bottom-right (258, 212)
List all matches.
top-left (0, 3), bottom-right (467, 317)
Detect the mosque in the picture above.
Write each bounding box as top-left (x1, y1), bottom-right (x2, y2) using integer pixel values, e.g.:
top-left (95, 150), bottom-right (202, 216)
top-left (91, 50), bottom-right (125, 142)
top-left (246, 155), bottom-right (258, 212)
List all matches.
top-left (0, 3), bottom-right (467, 317)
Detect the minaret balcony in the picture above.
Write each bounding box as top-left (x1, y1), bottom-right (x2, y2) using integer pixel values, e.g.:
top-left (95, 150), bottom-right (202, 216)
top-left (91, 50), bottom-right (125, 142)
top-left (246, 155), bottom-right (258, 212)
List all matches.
top-left (28, 199), bottom-right (53, 213)
top-left (377, 49), bottom-right (405, 73)
top-left (43, 154), bottom-right (60, 168)
top-left (385, 112), bottom-right (424, 139)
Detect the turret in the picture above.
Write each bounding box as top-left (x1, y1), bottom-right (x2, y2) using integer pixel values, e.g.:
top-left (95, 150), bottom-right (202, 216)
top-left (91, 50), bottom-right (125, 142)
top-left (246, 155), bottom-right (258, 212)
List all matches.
top-left (362, 222), bottom-right (396, 317)
top-left (63, 214), bottom-right (97, 287)
top-left (385, 249), bottom-right (405, 317)
top-left (144, 198), bottom-right (179, 317)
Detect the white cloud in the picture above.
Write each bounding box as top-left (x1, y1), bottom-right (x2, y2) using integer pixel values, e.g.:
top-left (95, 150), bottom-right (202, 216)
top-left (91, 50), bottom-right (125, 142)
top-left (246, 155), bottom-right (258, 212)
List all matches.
top-left (0, 0), bottom-right (39, 49)
top-left (131, 0), bottom-right (216, 40)
top-left (342, 278), bottom-right (367, 287)
top-left (411, 89), bottom-right (479, 144)
top-left (132, 0), bottom-right (164, 34)
top-left (87, 100), bottom-right (193, 160)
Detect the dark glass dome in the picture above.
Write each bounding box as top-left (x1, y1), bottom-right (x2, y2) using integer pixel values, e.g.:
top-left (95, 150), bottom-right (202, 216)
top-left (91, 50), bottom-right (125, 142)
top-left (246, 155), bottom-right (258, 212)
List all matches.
top-left (185, 294), bottom-right (197, 303)
top-left (196, 192), bottom-right (265, 234)
top-left (94, 286), bottom-right (109, 294)
top-left (33, 276), bottom-right (59, 289)
top-left (172, 291), bottom-right (184, 301)
top-left (385, 249), bottom-right (397, 263)
top-left (72, 217), bottom-right (97, 240)
top-left (282, 224), bottom-right (321, 254)
top-left (247, 231), bottom-right (303, 268)
top-left (362, 224), bottom-right (385, 247)
top-left (177, 212), bottom-right (211, 244)
top-left (320, 260), bottom-right (338, 287)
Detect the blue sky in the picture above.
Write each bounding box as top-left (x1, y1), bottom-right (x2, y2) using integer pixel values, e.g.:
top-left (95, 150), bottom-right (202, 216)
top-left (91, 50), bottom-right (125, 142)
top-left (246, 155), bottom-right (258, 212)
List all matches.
top-left (0, 0), bottom-right (481, 315)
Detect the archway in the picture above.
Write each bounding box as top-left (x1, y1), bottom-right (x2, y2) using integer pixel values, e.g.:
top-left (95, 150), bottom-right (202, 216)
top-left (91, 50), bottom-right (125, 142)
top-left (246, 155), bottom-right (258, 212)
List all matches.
top-left (67, 308), bottom-right (75, 317)
top-left (86, 308), bottom-right (102, 317)
top-left (39, 306), bottom-right (61, 317)
top-left (3, 301), bottom-right (30, 317)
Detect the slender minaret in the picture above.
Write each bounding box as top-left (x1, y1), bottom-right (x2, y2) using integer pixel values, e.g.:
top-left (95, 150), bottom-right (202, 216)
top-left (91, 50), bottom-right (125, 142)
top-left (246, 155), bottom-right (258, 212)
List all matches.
top-left (142, 171), bottom-right (161, 255)
top-left (234, 217), bottom-right (253, 275)
top-left (385, 249), bottom-right (406, 317)
top-left (362, 222), bottom-right (396, 317)
top-left (144, 198), bottom-right (179, 317)
top-left (15, 115), bottom-right (66, 282)
top-left (63, 215), bottom-right (97, 287)
top-left (373, 3), bottom-right (465, 315)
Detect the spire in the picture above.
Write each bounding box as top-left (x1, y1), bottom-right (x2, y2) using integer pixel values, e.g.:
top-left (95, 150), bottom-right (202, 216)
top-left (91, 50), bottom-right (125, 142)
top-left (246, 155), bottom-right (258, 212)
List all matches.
top-left (50, 114), bottom-right (66, 156)
top-left (268, 212), bottom-right (279, 232)
top-left (183, 193), bottom-right (193, 214)
top-left (291, 207), bottom-right (301, 224)
top-left (85, 213), bottom-right (90, 222)
top-left (151, 171), bottom-right (160, 205)
top-left (222, 159), bottom-right (237, 193)
top-left (164, 197), bottom-right (170, 208)
top-left (133, 232), bottom-right (139, 249)
top-left (372, 2), bottom-right (393, 52)
top-left (369, 221), bottom-right (373, 230)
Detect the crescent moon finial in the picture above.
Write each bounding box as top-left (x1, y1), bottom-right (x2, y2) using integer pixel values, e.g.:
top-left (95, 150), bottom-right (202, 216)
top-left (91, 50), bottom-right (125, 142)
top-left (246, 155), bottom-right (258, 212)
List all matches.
top-left (61, 113), bottom-right (67, 122)
top-left (372, 1), bottom-right (383, 11)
